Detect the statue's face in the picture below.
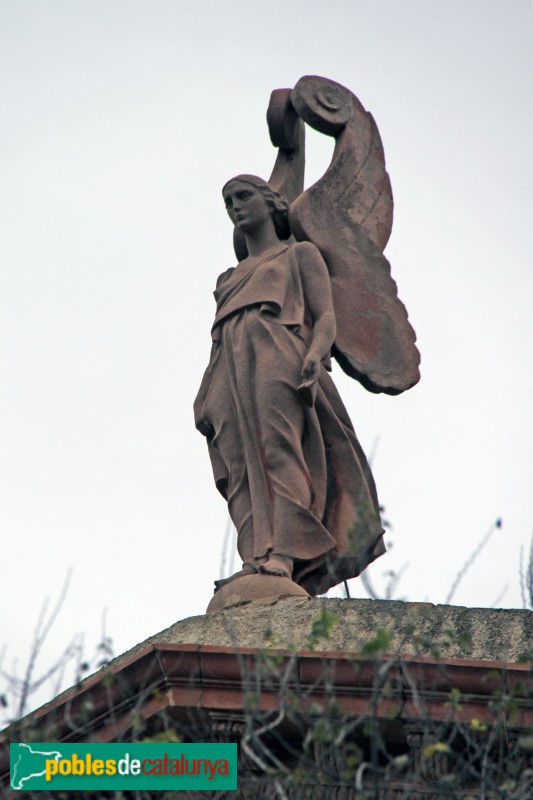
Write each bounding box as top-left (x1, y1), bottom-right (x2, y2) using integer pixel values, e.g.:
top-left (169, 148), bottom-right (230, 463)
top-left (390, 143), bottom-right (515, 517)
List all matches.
top-left (223, 181), bottom-right (271, 233)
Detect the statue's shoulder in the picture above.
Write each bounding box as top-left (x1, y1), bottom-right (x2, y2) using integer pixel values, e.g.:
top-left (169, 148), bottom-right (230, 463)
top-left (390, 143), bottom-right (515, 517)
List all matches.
top-left (288, 240), bottom-right (321, 258)
top-left (215, 267), bottom-right (235, 288)
top-left (288, 240), bottom-right (325, 268)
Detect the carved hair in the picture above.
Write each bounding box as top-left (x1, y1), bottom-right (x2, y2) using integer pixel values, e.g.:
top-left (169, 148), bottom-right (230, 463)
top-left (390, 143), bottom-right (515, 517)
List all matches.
top-left (222, 175), bottom-right (291, 241)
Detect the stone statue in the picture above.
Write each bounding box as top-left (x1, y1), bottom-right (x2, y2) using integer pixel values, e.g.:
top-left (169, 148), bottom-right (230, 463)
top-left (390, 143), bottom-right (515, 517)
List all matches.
top-left (194, 76), bottom-right (420, 606)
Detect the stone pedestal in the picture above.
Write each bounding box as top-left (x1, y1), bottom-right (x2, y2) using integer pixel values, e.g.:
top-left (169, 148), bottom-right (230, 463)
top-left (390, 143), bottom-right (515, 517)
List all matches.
top-left (2, 599), bottom-right (532, 798)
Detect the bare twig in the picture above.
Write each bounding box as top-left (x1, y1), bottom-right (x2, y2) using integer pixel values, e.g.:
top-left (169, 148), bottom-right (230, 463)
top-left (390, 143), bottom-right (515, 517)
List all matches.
top-left (445, 518), bottom-right (501, 605)
top-left (490, 583), bottom-right (508, 609)
top-left (15, 568), bottom-right (73, 718)
top-left (384, 563), bottom-right (409, 600)
top-left (360, 568), bottom-right (380, 600)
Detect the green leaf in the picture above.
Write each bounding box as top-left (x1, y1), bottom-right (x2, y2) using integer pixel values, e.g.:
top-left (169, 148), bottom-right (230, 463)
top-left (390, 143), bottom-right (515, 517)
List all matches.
top-left (518, 735), bottom-right (533, 752)
top-left (360, 628), bottom-right (392, 656)
top-left (457, 632), bottom-right (473, 651)
top-left (423, 742), bottom-right (451, 759)
top-left (307, 611), bottom-right (339, 648)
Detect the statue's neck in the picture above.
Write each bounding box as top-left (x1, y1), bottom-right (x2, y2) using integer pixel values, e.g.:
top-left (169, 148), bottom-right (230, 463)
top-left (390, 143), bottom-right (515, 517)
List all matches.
top-left (243, 221), bottom-right (281, 258)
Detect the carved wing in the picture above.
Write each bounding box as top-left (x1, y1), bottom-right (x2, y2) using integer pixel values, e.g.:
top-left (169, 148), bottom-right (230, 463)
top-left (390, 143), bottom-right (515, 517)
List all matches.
top-left (272, 76), bottom-right (420, 395)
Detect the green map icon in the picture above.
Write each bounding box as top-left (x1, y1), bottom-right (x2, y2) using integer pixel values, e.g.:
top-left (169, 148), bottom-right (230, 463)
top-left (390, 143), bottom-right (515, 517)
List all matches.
top-left (10, 743), bottom-right (63, 790)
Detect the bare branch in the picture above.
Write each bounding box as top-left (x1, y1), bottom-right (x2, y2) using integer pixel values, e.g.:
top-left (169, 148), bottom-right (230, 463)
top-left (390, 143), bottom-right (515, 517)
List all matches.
top-left (445, 519), bottom-right (501, 605)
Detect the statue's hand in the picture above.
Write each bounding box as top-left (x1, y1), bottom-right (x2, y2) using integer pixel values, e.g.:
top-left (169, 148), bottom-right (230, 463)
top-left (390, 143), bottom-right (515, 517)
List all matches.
top-left (299, 353), bottom-right (321, 388)
top-left (298, 353), bottom-right (321, 406)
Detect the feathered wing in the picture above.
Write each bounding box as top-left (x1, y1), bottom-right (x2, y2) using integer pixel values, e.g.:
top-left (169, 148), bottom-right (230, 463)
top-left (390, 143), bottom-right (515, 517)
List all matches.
top-left (287, 76), bottom-right (420, 395)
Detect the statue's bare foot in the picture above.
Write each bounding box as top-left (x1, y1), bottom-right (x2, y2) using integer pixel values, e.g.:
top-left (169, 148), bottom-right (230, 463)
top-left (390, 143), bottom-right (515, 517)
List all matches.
top-left (259, 555), bottom-right (294, 579)
top-left (214, 562), bottom-right (259, 593)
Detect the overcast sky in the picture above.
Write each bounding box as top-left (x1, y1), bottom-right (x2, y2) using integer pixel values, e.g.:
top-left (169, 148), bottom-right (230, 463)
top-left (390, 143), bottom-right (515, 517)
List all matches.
top-left (1, 0), bottom-right (532, 713)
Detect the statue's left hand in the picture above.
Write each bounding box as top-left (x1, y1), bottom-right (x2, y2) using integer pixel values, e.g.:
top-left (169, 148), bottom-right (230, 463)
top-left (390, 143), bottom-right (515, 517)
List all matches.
top-left (298, 353), bottom-right (321, 406)
top-left (299, 353), bottom-right (321, 387)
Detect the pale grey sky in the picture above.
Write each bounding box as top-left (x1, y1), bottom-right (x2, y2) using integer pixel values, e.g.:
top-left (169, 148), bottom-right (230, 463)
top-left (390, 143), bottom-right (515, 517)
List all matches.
top-left (1, 0), bottom-right (532, 712)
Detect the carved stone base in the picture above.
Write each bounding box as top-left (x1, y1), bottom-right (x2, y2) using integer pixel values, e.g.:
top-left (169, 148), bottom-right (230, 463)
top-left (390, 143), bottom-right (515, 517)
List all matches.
top-left (206, 573), bottom-right (310, 612)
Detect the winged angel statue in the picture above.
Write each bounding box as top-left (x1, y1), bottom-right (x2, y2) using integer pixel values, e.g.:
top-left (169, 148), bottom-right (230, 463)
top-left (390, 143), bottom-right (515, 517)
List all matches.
top-left (194, 76), bottom-right (420, 605)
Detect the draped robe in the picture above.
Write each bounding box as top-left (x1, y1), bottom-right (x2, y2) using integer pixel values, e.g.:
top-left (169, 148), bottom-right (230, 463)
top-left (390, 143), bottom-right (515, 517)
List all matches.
top-left (195, 241), bottom-right (385, 595)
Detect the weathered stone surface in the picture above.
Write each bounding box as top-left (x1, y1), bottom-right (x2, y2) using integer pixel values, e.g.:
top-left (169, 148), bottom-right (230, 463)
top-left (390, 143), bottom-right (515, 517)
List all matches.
top-left (116, 598), bottom-right (533, 669)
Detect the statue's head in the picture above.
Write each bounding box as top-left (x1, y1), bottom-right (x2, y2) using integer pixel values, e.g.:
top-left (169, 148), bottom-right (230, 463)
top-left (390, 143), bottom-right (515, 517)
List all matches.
top-left (222, 175), bottom-right (291, 241)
